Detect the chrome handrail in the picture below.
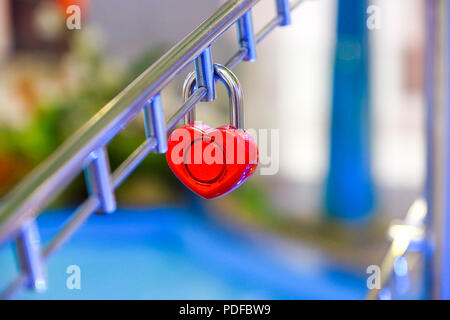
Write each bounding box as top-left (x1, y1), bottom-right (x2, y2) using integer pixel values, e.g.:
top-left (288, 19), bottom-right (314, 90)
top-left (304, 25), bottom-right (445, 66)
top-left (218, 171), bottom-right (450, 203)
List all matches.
top-left (366, 199), bottom-right (427, 300)
top-left (0, 0), bottom-right (306, 299)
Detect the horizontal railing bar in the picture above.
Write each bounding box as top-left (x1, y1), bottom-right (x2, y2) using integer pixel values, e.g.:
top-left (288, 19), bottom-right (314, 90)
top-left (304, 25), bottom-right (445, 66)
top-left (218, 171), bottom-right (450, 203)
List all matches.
top-left (225, 48), bottom-right (249, 70)
top-left (256, 0), bottom-right (305, 43)
top-left (256, 16), bottom-right (283, 44)
top-left (43, 197), bottom-right (100, 259)
top-left (290, 0), bottom-right (305, 11)
top-left (166, 87), bottom-right (208, 132)
top-left (112, 138), bottom-right (158, 189)
top-left (1, 272), bottom-right (26, 300)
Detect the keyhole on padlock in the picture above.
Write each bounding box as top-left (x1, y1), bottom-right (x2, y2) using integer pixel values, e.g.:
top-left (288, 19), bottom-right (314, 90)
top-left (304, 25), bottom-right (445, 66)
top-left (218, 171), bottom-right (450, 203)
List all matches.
top-left (184, 137), bottom-right (225, 184)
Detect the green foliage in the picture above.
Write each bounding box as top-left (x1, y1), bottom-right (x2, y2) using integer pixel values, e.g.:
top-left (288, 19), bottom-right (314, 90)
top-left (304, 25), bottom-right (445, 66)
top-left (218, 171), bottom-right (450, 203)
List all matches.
top-left (235, 183), bottom-right (277, 222)
top-left (0, 44), bottom-right (185, 204)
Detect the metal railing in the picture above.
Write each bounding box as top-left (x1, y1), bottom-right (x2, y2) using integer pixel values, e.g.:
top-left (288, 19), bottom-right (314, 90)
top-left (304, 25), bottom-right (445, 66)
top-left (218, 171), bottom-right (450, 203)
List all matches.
top-left (366, 199), bottom-right (427, 300)
top-left (368, 0), bottom-right (450, 300)
top-left (0, 0), bottom-right (306, 299)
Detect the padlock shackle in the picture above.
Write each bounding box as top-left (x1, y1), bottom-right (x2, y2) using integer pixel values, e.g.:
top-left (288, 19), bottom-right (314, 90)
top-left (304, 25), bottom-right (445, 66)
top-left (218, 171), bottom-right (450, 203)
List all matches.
top-left (183, 64), bottom-right (244, 130)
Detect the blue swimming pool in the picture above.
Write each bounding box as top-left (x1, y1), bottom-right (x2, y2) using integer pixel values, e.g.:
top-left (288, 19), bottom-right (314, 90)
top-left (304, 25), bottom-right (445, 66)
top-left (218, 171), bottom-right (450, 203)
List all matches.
top-left (0, 203), bottom-right (367, 299)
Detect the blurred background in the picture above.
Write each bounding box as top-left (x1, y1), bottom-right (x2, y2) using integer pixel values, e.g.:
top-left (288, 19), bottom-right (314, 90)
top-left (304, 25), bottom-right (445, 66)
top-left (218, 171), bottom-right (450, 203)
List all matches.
top-left (0, 0), bottom-right (429, 299)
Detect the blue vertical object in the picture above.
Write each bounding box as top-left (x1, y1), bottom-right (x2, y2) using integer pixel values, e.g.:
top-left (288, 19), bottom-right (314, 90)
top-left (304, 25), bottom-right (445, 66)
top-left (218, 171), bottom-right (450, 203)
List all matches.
top-left (325, 0), bottom-right (374, 222)
top-left (424, 0), bottom-right (436, 299)
top-left (441, 0), bottom-right (450, 300)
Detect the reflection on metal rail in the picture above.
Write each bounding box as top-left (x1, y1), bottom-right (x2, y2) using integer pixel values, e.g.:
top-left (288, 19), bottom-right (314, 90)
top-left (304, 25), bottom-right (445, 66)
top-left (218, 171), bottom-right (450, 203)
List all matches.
top-left (0, 0), bottom-right (306, 299)
top-left (366, 199), bottom-right (427, 300)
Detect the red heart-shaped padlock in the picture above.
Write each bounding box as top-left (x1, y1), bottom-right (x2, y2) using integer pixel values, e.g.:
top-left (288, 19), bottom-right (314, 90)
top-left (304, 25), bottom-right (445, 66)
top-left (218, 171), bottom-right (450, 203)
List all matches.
top-left (166, 124), bottom-right (258, 199)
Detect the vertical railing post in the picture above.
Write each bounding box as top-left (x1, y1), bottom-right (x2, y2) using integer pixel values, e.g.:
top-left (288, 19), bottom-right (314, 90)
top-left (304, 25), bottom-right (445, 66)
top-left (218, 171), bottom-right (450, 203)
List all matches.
top-left (275, 0), bottom-right (291, 26)
top-left (429, 0), bottom-right (450, 300)
top-left (143, 93), bottom-right (168, 153)
top-left (15, 219), bottom-right (47, 292)
top-left (84, 147), bottom-right (116, 214)
top-left (237, 10), bottom-right (257, 62)
top-left (424, 0), bottom-right (438, 300)
top-left (442, 0), bottom-right (450, 300)
top-left (194, 47), bottom-right (215, 102)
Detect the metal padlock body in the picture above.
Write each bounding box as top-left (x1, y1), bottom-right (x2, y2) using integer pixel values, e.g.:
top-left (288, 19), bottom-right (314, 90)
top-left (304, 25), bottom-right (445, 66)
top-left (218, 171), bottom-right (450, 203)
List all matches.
top-left (166, 64), bottom-right (258, 199)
